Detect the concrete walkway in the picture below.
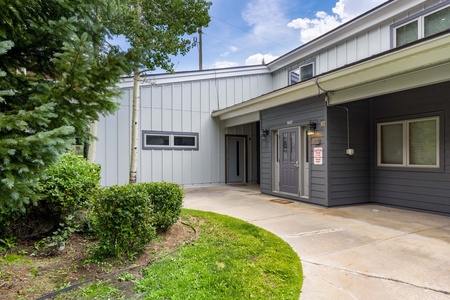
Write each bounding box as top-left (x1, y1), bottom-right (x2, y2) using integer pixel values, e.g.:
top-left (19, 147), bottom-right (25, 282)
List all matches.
top-left (183, 185), bottom-right (450, 300)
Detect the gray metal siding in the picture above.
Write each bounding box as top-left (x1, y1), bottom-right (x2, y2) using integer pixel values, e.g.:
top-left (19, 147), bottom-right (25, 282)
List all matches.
top-left (371, 82), bottom-right (450, 215)
top-left (97, 71), bottom-right (271, 186)
top-left (260, 96), bottom-right (327, 205)
top-left (327, 101), bottom-right (371, 206)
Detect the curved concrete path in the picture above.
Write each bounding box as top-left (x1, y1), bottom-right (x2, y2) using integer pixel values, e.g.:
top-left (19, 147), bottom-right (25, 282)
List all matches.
top-left (183, 185), bottom-right (450, 300)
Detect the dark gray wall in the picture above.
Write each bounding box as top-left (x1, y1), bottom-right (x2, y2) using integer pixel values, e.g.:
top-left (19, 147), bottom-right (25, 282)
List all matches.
top-left (260, 96), bottom-right (327, 205)
top-left (327, 101), bottom-right (371, 206)
top-left (370, 82), bottom-right (450, 215)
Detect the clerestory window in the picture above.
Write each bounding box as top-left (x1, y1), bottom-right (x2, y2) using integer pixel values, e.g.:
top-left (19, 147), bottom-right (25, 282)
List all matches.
top-left (393, 4), bottom-right (450, 47)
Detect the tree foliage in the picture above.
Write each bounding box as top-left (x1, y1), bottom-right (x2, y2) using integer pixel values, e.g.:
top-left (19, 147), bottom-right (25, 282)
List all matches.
top-left (107, 0), bottom-right (212, 183)
top-left (0, 0), bottom-right (125, 214)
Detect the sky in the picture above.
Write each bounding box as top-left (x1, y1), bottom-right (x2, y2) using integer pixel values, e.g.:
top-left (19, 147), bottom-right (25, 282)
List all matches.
top-left (140, 0), bottom-right (388, 72)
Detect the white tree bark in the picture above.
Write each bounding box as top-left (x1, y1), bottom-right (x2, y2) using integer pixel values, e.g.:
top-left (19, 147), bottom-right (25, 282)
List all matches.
top-left (87, 121), bottom-right (98, 163)
top-left (129, 69), bottom-right (140, 184)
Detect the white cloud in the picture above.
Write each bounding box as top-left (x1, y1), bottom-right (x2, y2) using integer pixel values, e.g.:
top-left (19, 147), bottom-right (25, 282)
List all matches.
top-left (221, 46), bottom-right (239, 57)
top-left (242, 0), bottom-right (290, 40)
top-left (288, 0), bottom-right (385, 44)
top-left (245, 53), bottom-right (279, 65)
top-left (213, 61), bottom-right (239, 69)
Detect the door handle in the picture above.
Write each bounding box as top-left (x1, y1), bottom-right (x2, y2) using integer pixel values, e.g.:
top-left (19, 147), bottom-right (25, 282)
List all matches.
top-left (295, 161), bottom-right (299, 168)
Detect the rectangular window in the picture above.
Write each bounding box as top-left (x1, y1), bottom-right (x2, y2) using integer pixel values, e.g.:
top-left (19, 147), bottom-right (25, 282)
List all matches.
top-left (377, 117), bottom-right (439, 168)
top-left (393, 4), bottom-right (450, 47)
top-left (424, 6), bottom-right (450, 37)
top-left (142, 131), bottom-right (199, 150)
top-left (289, 61), bottom-right (314, 85)
top-left (396, 21), bottom-right (419, 47)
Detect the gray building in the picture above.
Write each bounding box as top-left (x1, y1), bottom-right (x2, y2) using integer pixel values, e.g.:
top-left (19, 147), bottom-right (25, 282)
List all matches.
top-left (97, 0), bottom-right (450, 215)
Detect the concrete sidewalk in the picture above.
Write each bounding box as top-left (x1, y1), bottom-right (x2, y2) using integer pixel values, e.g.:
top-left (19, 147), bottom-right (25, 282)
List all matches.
top-left (183, 185), bottom-right (450, 300)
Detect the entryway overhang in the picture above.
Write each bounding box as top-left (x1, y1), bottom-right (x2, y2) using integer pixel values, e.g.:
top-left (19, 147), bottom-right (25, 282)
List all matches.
top-left (212, 33), bottom-right (450, 120)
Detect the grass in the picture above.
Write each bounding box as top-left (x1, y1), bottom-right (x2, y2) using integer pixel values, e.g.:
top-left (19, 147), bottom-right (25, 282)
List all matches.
top-left (5, 209), bottom-right (302, 299)
top-left (134, 209), bottom-right (303, 299)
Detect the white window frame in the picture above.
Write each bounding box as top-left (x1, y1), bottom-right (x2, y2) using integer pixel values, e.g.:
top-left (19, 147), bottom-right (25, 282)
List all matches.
top-left (392, 2), bottom-right (450, 47)
top-left (142, 131), bottom-right (199, 150)
top-left (377, 117), bottom-right (440, 168)
top-left (289, 60), bottom-right (315, 85)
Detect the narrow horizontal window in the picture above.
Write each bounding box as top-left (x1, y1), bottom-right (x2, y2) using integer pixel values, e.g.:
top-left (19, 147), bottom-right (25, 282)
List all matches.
top-left (142, 131), bottom-right (199, 150)
top-left (174, 136), bottom-right (196, 147)
top-left (146, 135), bottom-right (169, 146)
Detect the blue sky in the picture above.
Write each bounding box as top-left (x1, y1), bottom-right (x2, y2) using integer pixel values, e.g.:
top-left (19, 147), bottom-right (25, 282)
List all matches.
top-left (149, 0), bottom-right (387, 72)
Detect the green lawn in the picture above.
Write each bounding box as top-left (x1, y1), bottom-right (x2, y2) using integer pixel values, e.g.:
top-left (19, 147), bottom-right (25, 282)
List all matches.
top-left (57, 209), bottom-right (303, 299)
top-left (135, 209), bottom-right (303, 299)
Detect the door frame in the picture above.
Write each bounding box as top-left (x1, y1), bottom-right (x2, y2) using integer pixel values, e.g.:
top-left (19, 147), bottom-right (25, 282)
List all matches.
top-left (225, 135), bottom-right (247, 184)
top-left (272, 126), bottom-right (310, 198)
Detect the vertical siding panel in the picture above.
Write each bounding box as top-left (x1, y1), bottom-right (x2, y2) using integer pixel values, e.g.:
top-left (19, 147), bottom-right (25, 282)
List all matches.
top-left (368, 27), bottom-right (381, 56)
top-left (327, 46), bottom-right (337, 70)
top-left (173, 84), bottom-right (182, 110)
top-left (162, 151), bottom-right (173, 182)
top-left (152, 151), bottom-right (163, 182)
top-left (226, 78), bottom-right (235, 107)
top-left (201, 112), bottom-right (212, 183)
top-left (191, 111), bottom-right (202, 184)
top-left (218, 79), bottom-right (227, 109)
top-left (357, 33), bottom-right (368, 60)
top-left (235, 77), bottom-right (243, 104)
top-left (162, 109), bottom-right (172, 131)
top-left (201, 80), bottom-right (210, 113)
top-left (182, 151), bottom-right (192, 184)
top-left (346, 39), bottom-right (357, 64)
top-left (152, 108), bottom-right (162, 130)
top-left (172, 151), bottom-right (183, 183)
top-left (191, 81), bottom-right (201, 112)
top-left (242, 76), bottom-right (251, 100)
top-left (336, 43), bottom-right (346, 68)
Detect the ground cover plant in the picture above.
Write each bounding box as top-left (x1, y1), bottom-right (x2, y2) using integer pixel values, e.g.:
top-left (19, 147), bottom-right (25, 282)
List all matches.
top-left (0, 209), bottom-right (303, 299)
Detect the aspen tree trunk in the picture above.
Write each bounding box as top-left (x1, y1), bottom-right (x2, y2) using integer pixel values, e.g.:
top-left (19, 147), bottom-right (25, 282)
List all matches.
top-left (129, 0), bottom-right (142, 184)
top-left (87, 121), bottom-right (98, 163)
top-left (129, 68), bottom-right (140, 183)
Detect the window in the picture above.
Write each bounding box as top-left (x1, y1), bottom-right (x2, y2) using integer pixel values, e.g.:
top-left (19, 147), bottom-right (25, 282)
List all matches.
top-left (142, 131), bottom-right (199, 150)
top-left (394, 4), bottom-right (450, 47)
top-left (377, 117), bottom-right (439, 168)
top-left (289, 61), bottom-right (314, 85)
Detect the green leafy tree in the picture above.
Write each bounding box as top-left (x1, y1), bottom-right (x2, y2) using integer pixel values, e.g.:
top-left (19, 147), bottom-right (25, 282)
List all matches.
top-left (108, 0), bottom-right (212, 183)
top-left (0, 1), bottom-right (126, 214)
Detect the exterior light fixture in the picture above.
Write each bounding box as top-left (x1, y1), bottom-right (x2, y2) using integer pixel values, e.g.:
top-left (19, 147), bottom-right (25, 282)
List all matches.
top-left (261, 129), bottom-right (269, 137)
top-left (307, 121), bottom-right (316, 136)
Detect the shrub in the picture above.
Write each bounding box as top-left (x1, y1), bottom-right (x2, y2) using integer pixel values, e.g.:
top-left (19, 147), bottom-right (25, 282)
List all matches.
top-left (35, 152), bottom-right (101, 219)
top-left (92, 184), bottom-right (156, 259)
top-left (139, 182), bottom-right (184, 231)
top-left (0, 153), bottom-right (101, 240)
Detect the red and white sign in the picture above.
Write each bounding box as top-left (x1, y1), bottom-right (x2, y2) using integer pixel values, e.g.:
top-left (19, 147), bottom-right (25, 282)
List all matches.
top-left (313, 147), bottom-right (323, 165)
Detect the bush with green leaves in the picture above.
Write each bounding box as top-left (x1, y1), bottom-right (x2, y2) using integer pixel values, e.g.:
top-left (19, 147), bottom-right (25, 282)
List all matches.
top-left (92, 184), bottom-right (156, 259)
top-left (0, 152), bottom-right (101, 240)
top-left (139, 182), bottom-right (184, 231)
top-left (35, 152), bottom-right (101, 221)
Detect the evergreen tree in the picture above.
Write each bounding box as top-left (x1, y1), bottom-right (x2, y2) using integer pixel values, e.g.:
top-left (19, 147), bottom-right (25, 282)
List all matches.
top-left (0, 1), bottom-right (126, 214)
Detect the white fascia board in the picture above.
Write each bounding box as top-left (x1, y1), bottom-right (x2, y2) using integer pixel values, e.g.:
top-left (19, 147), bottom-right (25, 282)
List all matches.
top-left (268, 0), bottom-right (426, 71)
top-left (213, 34), bottom-right (450, 120)
top-left (117, 65), bottom-right (269, 89)
top-left (223, 112), bottom-right (260, 128)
